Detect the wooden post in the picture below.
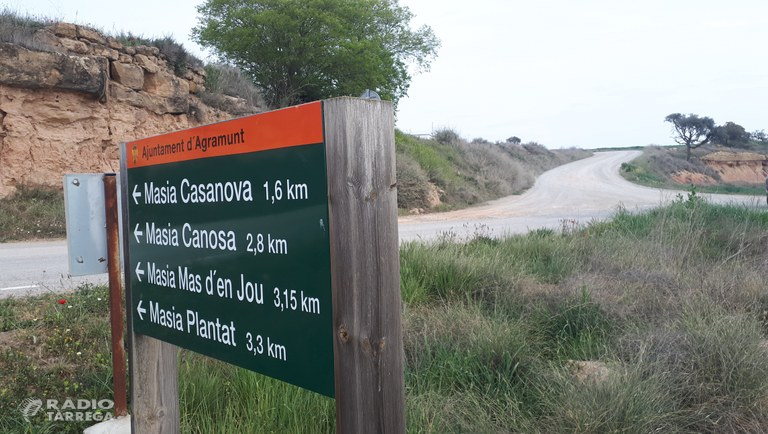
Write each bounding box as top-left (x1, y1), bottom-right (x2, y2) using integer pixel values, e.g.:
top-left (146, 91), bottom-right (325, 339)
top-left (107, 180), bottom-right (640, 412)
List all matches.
top-left (324, 98), bottom-right (406, 433)
top-left (120, 150), bottom-right (180, 434)
top-left (128, 336), bottom-right (179, 433)
top-left (103, 174), bottom-right (127, 417)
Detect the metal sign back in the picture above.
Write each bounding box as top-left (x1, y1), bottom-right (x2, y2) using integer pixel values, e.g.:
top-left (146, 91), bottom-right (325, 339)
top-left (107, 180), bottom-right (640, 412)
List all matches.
top-left (64, 174), bottom-right (109, 276)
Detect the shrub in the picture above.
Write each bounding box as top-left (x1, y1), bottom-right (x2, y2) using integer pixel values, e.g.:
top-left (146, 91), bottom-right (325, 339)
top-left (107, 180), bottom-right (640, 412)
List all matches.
top-left (432, 128), bottom-right (460, 145)
top-left (151, 36), bottom-right (203, 75)
top-left (115, 33), bottom-right (204, 77)
top-left (200, 64), bottom-right (265, 113)
top-left (396, 153), bottom-right (431, 210)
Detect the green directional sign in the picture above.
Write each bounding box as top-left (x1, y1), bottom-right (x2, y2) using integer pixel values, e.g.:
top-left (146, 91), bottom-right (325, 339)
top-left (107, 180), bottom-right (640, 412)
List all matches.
top-left (122, 102), bottom-right (334, 397)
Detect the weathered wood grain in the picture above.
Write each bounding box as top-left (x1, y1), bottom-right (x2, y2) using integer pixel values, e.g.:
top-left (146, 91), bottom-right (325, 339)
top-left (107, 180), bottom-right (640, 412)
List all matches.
top-left (323, 97), bottom-right (405, 434)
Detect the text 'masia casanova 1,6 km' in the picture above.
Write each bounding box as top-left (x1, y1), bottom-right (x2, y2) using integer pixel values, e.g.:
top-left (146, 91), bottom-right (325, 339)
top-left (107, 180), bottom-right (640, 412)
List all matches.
top-left (122, 101), bottom-right (334, 397)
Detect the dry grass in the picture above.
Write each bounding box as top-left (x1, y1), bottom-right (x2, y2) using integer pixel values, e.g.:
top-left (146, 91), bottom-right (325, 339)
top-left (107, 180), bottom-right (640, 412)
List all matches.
top-left (2, 199), bottom-right (767, 432)
top-left (399, 196), bottom-right (768, 432)
top-left (395, 130), bottom-right (591, 211)
top-left (199, 64), bottom-right (266, 113)
top-left (0, 8), bottom-right (56, 52)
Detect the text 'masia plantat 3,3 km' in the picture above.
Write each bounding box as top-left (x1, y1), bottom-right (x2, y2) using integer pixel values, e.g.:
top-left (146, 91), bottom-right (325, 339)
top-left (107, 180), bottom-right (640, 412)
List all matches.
top-left (123, 101), bottom-right (335, 397)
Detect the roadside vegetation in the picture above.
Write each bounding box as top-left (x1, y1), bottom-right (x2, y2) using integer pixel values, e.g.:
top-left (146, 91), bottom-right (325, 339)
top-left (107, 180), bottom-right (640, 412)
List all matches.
top-left (396, 129), bottom-right (590, 212)
top-left (3, 196), bottom-right (767, 432)
top-left (0, 185), bottom-right (65, 242)
top-left (621, 145), bottom-right (766, 195)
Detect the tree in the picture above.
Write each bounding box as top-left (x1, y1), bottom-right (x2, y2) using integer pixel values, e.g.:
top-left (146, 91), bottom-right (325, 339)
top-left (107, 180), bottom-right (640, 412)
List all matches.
top-left (751, 129), bottom-right (767, 144)
top-left (664, 113), bottom-right (715, 161)
top-left (506, 136), bottom-right (521, 145)
top-left (710, 121), bottom-right (750, 148)
top-left (193, 0), bottom-right (439, 108)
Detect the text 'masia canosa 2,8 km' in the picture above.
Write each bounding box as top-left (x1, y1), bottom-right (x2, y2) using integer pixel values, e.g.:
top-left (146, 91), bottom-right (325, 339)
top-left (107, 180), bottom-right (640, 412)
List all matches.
top-left (123, 101), bottom-right (334, 397)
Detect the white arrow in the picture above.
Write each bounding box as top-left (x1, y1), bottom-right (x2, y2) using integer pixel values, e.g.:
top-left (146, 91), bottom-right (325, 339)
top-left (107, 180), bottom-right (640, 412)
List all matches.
top-left (133, 223), bottom-right (143, 244)
top-left (136, 300), bottom-right (146, 321)
top-left (132, 184), bottom-right (142, 205)
top-left (135, 262), bottom-right (145, 282)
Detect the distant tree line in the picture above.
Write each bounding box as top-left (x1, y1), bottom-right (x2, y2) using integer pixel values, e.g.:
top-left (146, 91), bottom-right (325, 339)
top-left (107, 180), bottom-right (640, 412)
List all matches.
top-left (665, 113), bottom-right (766, 160)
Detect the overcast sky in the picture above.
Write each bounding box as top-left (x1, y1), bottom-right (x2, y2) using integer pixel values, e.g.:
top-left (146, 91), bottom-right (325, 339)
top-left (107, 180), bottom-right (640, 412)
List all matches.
top-left (5, 0), bottom-right (768, 148)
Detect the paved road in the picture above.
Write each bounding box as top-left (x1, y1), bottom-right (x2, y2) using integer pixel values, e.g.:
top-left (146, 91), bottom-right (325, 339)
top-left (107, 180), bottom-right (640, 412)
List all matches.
top-left (1, 151), bottom-right (763, 297)
top-left (0, 240), bottom-right (108, 298)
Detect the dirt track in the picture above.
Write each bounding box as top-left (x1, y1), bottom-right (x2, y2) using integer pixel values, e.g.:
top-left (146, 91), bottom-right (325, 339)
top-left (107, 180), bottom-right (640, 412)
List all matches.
top-left (398, 150), bottom-right (763, 242)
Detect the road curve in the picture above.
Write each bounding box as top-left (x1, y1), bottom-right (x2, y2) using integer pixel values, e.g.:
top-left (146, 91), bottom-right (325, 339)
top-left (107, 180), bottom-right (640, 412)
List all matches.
top-left (398, 150), bottom-right (763, 242)
top-left (1, 150), bottom-right (763, 297)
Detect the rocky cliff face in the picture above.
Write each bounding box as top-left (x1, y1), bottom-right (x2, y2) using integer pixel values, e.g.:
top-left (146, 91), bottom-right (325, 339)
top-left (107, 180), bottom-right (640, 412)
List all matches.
top-left (701, 151), bottom-right (768, 184)
top-left (0, 22), bottom-right (263, 197)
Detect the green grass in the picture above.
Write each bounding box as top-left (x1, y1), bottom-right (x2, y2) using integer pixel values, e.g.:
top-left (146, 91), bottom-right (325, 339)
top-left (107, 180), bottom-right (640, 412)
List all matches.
top-left (0, 285), bottom-right (114, 434)
top-left (180, 355), bottom-right (334, 433)
top-left (689, 183), bottom-right (765, 196)
top-left (2, 200), bottom-right (768, 432)
top-left (0, 185), bottom-right (66, 242)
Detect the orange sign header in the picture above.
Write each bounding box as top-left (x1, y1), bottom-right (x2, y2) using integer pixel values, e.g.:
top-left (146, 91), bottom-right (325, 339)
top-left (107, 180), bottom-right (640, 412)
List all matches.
top-left (126, 101), bottom-right (323, 168)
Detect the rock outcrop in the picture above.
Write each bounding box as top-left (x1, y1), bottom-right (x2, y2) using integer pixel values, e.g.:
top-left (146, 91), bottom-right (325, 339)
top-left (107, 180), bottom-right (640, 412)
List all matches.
top-left (0, 22), bottom-right (264, 197)
top-left (701, 151), bottom-right (768, 184)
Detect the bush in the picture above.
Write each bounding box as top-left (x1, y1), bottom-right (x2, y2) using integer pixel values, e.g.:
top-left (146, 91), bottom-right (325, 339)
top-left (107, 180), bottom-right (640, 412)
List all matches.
top-left (396, 153), bottom-right (431, 210)
top-left (199, 64), bottom-right (265, 113)
top-left (151, 36), bottom-right (203, 75)
top-left (432, 128), bottom-right (460, 145)
top-left (115, 33), bottom-right (204, 77)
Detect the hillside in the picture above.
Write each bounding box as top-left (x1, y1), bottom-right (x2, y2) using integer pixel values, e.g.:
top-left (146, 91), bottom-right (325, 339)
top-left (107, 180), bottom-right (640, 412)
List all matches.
top-left (0, 15), bottom-right (264, 198)
top-left (396, 131), bottom-right (590, 212)
top-left (621, 145), bottom-right (768, 195)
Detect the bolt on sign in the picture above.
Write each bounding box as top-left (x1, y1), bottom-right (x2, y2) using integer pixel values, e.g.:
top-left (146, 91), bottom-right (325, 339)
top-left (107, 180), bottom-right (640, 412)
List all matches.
top-left (122, 102), bottom-right (334, 397)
